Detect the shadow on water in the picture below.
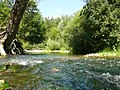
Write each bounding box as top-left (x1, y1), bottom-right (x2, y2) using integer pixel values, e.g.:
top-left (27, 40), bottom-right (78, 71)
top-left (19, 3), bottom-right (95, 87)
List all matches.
top-left (0, 53), bottom-right (120, 90)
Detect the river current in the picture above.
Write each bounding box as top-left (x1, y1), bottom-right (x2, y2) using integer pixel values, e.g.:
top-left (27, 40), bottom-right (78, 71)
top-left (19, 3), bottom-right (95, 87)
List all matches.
top-left (0, 54), bottom-right (120, 90)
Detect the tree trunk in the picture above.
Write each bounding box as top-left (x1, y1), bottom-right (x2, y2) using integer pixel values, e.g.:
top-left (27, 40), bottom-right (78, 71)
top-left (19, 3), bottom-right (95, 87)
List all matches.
top-left (0, 0), bottom-right (29, 55)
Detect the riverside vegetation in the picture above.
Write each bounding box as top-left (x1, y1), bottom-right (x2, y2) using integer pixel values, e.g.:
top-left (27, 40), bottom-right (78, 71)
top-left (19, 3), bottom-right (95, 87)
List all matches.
top-left (0, 0), bottom-right (120, 55)
top-left (0, 0), bottom-right (120, 90)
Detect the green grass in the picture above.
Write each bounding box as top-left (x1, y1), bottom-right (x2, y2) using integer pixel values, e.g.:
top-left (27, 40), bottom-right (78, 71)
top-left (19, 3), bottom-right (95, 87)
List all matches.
top-left (97, 49), bottom-right (120, 57)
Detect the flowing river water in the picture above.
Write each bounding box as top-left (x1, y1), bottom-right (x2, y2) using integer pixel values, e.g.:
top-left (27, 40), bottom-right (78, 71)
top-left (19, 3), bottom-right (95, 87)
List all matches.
top-left (0, 53), bottom-right (120, 90)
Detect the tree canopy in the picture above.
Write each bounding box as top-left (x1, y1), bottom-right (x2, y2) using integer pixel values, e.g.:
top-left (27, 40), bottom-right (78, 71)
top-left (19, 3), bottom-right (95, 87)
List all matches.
top-left (0, 0), bottom-right (120, 55)
top-left (18, 0), bottom-right (46, 44)
top-left (66, 0), bottom-right (120, 54)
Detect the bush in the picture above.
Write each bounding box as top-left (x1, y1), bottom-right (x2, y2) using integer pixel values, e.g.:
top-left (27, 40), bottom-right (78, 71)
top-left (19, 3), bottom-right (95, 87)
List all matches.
top-left (23, 42), bottom-right (45, 50)
top-left (45, 39), bottom-right (59, 50)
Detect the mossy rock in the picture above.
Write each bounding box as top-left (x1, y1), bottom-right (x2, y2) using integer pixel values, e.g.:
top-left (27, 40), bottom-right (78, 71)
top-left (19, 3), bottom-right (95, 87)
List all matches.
top-left (0, 63), bottom-right (23, 75)
top-left (0, 80), bottom-right (11, 90)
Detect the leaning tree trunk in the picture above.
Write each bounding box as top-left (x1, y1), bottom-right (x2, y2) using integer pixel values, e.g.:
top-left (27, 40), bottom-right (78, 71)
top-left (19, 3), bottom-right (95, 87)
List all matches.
top-left (0, 0), bottom-right (29, 56)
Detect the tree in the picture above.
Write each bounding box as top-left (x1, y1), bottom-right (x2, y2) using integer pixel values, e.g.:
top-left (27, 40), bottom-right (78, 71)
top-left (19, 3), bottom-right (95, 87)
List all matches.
top-left (0, 0), bottom-right (29, 55)
top-left (44, 16), bottom-right (71, 50)
top-left (68, 0), bottom-right (120, 54)
top-left (44, 17), bottom-right (61, 50)
top-left (57, 15), bottom-right (72, 50)
top-left (81, 0), bottom-right (120, 51)
top-left (65, 10), bottom-right (93, 54)
top-left (18, 0), bottom-right (45, 44)
top-left (0, 1), bottom-right (11, 27)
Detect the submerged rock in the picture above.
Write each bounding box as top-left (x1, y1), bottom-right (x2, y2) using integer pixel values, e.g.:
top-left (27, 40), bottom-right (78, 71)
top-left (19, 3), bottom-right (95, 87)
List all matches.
top-left (51, 68), bottom-right (60, 72)
top-left (0, 63), bottom-right (22, 75)
top-left (5, 63), bottom-right (17, 69)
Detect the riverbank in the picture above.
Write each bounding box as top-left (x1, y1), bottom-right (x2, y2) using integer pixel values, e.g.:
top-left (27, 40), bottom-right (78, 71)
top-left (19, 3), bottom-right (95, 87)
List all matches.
top-left (85, 52), bottom-right (120, 58)
top-left (25, 50), bottom-right (120, 58)
top-left (25, 50), bottom-right (70, 54)
top-left (0, 49), bottom-right (119, 58)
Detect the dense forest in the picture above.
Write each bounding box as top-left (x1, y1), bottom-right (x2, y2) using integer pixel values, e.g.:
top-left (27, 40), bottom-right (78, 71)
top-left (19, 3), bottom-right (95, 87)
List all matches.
top-left (0, 0), bottom-right (120, 55)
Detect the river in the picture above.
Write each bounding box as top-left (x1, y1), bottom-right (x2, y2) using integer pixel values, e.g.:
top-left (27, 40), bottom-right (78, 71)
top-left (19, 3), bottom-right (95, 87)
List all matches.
top-left (0, 53), bottom-right (120, 90)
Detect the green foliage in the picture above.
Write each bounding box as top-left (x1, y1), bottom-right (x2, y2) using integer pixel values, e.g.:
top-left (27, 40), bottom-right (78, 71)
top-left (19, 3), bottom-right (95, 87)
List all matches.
top-left (1, 0), bottom-right (120, 55)
top-left (67, 0), bottom-right (120, 54)
top-left (44, 16), bottom-right (71, 50)
top-left (23, 41), bottom-right (45, 50)
top-left (0, 81), bottom-right (10, 89)
top-left (18, 0), bottom-right (46, 44)
top-left (0, 1), bottom-right (11, 27)
top-left (46, 39), bottom-right (59, 50)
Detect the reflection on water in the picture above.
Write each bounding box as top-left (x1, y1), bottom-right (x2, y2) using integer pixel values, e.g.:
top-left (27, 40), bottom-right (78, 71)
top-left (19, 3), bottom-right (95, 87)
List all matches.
top-left (0, 54), bottom-right (120, 90)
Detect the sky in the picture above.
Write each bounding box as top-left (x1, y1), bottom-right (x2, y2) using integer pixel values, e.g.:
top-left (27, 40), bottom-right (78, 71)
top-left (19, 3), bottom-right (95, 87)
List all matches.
top-left (37, 0), bottom-right (86, 18)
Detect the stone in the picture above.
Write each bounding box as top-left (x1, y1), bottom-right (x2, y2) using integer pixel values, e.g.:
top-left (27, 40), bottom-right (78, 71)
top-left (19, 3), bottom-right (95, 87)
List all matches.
top-left (51, 68), bottom-right (60, 72)
top-left (0, 80), bottom-right (5, 84)
top-left (5, 87), bottom-right (13, 90)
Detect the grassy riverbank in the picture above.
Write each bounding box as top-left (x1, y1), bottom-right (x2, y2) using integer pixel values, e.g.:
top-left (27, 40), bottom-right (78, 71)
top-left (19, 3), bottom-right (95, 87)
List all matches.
top-left (25, 49), bottom-right (120, 58)
top-left (25, 50), bottom-right (70, 54)
top-left (85, 51), bottom-right (120, 58)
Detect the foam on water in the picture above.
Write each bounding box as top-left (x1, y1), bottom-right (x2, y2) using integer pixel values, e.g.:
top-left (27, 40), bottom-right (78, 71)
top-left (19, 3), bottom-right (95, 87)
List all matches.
top-left (10, 59), bottom-right (44, 66)
top-left (0, 54), bottom-right (120, 90)
top-left (101, 72), bottom-right (120, 87)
